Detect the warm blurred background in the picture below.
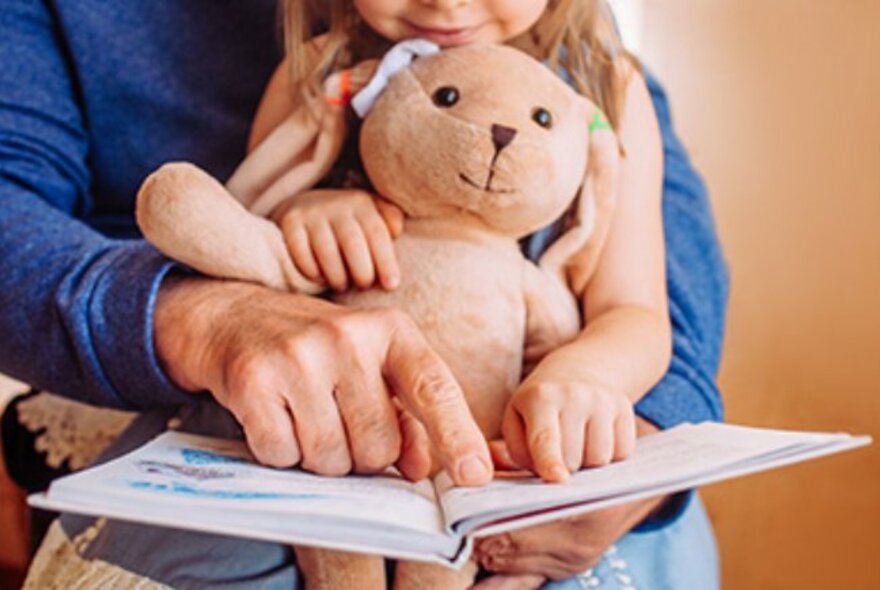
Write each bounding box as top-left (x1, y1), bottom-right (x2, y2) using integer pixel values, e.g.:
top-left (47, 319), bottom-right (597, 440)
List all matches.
top-left (618, 0), bottom-right (880, 588)
top-left (2, 1), bottom-right (878, 588)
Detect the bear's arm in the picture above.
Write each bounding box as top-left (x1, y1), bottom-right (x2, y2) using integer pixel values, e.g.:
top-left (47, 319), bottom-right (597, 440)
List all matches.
top-left (522, 259), bottom-right (581, 374)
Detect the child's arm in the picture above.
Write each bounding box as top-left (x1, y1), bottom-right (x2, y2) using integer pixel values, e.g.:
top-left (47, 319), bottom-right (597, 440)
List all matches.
top-left (248, 54), bottom-right (298, 151)
top-left (238, 52), bottom-right (404, 292)
top-left (506, 67), bottom-right (670, 481)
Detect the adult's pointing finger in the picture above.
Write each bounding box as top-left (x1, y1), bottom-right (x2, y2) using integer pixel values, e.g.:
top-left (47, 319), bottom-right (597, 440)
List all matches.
top-left (381, 312), bottom-right (492, 486)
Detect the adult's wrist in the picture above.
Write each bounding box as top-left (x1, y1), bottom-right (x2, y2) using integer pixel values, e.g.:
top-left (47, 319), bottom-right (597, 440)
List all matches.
top-left (153, 275), bottom-right (252, 392)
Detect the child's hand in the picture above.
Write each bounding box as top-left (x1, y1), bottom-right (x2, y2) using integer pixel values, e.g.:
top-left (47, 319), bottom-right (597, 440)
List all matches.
top-left (273, 189), bottom-right (404, 291)
top-left (501, 364), bottom-right (637, 482)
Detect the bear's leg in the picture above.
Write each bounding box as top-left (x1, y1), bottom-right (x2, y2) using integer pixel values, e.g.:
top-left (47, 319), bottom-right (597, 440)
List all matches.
top-left (295, 546), bottom-right (385, 590)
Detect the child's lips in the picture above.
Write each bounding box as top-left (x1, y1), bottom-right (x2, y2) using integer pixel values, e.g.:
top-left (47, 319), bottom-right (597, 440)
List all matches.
top-left (406, 21), bottom-right (484, 46)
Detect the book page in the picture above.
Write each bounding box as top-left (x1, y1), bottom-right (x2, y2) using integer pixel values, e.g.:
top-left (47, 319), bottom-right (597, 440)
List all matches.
top-left (435, 422), bottom-right (866, 532)
top-left (40, 432), bottom-right (453, 555)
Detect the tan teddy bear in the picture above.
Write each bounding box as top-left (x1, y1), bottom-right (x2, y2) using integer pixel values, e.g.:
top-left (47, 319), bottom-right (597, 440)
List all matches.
top-left (136, 42), bottom-right (618, 590)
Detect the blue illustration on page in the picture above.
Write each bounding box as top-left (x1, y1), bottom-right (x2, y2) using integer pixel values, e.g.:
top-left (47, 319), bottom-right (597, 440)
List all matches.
top-left (181, 448), bottom-right (250, 466)
top-left (128, 480), bottom-right (320, 501)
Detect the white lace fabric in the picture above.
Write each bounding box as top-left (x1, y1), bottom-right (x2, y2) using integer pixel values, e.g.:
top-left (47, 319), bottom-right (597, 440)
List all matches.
top-left (16, 392), bottom-right (136, 471)
top-left (24, 519), bottom-right (171, 590)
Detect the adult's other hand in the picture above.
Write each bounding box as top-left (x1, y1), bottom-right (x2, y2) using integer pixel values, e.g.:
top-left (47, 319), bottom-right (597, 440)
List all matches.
top-left (153, 276), bottom-right (492, 486)
top-left (473, 420), bottom-right (667, 584)
top-left (471, 497), bottom-right (663, 584)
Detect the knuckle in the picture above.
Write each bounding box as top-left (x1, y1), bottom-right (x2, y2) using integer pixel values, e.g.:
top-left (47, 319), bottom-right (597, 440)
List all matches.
top-left (349, 407), bottom-right (394, 442)
top-left (323, 315), bottom-right (364, 356)
top-left (595, 391), bottom-right (618, 413)
top-left (350, 190), bottom-right (378, 210)
top-left (333, 221), bottom-right (362, 244)
top-left (527, 427), bottom-right (557, 454)
top-left (518, 383), bottom-right (560, 409)
top-left (354, 429), bottom-right (399, 472)
top-left (355, 452), bottom-right (394, 474)
top-left (302, 429), bottom-right (350, 476)
top-left (279, 207), bottom-right (305, 229)
top-left (225, 353), bottom-right (269, 398)
top-left (278, 335), bottom-right (311, 366)
top-left (616, 394), bottom-right (635, 415)
top-left (361, 211), bottom-right (388, 234)
top-left (248, 429), bottom-right (298, 468)
top-left (411, 370), bottom-right (460, 410)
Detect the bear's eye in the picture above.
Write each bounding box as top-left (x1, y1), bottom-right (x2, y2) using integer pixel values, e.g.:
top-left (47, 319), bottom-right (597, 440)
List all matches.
top-left (433, 86), bottom-right (460, 107)
top-left (532, 107), bottom-right (552, 129)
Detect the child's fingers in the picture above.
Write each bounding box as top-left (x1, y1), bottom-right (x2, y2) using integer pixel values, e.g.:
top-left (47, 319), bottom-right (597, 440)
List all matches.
top-left (613, 407), bottom-right (637, 461)
top-left (283, 223), bottom-right (322, 281)
top-left (560, 411), bottom-right (586, 473)
top-left (501, 405), bottom-right (534, 473)
top-left (521, 408), bottom-right (568, 482)
top-left (583, 411), bottom-right (615, 467)
top-left (331, 216), bottom-right (376, 289)
top-left (308, 220), bottom-right (349, 291)
top-left (488, 439), bottom-right (524, 471)
top-left (357, 210), bottom-right (400, 290)
top-left (374, 198), bottom-right (405, 238)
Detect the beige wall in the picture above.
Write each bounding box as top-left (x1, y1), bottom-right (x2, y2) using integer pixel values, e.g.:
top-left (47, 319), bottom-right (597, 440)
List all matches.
top-left (639, 1), bottom-right (880, 588)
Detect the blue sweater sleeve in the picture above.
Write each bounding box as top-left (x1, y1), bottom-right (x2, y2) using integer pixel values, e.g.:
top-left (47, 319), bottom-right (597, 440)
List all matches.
top-left (629, 71), bottom-right (729, 531)
top-left (634, 71), bottom-right (730, 430)
top-left (0, 1), bottom-right (190, 409)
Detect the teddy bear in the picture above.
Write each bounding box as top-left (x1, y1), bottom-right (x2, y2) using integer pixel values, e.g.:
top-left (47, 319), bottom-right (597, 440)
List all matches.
top-left (136, 41), bottom-right (619, 590)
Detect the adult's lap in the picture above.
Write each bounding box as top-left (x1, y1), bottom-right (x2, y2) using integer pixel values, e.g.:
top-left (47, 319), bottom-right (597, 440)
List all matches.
top-left (24, 400), bottom-right (718, 589)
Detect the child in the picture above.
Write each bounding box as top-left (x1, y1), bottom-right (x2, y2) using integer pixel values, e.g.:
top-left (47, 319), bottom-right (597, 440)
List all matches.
top-left (238, 1), bottom-right (670, 588)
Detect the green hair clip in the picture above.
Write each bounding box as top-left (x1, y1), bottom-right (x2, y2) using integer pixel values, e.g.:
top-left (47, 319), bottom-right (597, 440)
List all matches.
top-left (589, 110), bottom-right (612, 134)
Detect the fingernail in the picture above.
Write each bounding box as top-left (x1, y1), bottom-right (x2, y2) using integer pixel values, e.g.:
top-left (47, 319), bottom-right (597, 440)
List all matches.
top-left (457, 454), bottom-right (490, 484)
top-left (386, 275), bottom-right (400, 290)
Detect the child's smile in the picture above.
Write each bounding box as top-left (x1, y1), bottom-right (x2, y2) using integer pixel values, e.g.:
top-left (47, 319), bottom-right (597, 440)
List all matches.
top-left (354, 0), bottom-right (548, 46)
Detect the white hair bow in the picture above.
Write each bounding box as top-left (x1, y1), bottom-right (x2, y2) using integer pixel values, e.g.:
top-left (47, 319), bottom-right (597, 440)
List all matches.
top-left (351, 38), bottom-right (441, 118)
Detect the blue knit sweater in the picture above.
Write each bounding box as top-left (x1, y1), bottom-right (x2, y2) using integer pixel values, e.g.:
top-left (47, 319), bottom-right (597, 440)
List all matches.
top-left (0, 1), bottom-right (727, 429)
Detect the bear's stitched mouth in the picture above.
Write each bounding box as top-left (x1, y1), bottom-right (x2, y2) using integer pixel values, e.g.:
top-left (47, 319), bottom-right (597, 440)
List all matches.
top-left (459, 172), bottom-right (514, 194)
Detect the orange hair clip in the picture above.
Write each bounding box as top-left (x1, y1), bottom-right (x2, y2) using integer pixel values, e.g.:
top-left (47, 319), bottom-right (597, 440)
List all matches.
top-left (325, 69), bottom-right (352, 107)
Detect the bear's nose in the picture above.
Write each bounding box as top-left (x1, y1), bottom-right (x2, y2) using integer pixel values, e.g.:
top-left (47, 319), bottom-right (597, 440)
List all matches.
top-left (491, 124), bottom-right (517, 152)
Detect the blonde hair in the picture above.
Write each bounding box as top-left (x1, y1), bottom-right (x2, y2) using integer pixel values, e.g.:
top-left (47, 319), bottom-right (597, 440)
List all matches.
top-left (283, 0), bottom-right (637, 129)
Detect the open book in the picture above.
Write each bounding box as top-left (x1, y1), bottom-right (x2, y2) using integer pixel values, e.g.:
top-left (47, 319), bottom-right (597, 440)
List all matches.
top-left (29, 422), bottom-right (869, 568)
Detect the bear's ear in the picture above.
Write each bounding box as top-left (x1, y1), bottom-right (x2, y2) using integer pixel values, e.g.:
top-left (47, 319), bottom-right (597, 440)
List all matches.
top-left (538, 103), bottom-right (619, 298)
top-left (226, 62), bottom-right (378, 217)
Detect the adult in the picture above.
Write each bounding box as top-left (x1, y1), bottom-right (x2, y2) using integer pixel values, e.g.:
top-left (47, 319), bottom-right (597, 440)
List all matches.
top-left (0, 1), bottom-right (727, 588)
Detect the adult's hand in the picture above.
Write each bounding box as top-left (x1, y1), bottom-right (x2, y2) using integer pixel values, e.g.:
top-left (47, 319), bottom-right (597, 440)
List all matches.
top-left (472, 420), bottom-right (666, 585)
top-left (153, 276), bottom-right (492, 485)
top-left (471, 496), bottom-right (663, 586)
